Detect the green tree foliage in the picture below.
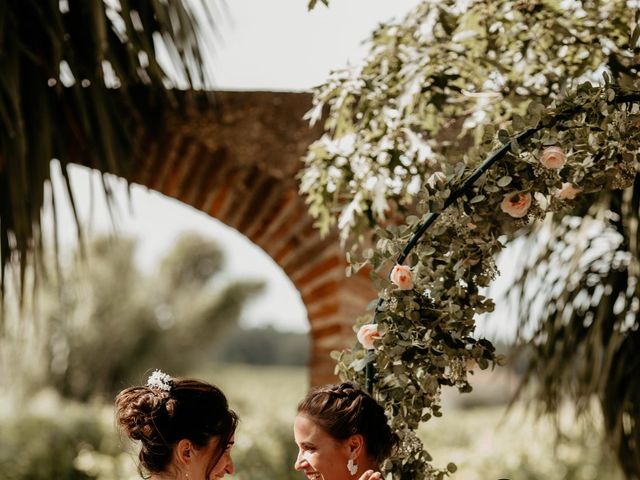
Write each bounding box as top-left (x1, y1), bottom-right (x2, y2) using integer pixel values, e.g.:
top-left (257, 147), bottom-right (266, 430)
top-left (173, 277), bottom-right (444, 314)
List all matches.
top-left (212, 325), bottom-right (310, 366)
top-left (0, 233), bottom-right (263, 402)
top-left (300, 1), bottom-right (640, 478)
top-left (0, 0), bottom-right (217, 294)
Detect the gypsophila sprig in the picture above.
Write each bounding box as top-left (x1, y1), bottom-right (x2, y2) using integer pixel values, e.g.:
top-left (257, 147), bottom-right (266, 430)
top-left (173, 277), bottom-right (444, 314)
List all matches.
top-left (301, 0), bottom-right (640, 478)
top-left (147, 370), bottom-right (173, 392)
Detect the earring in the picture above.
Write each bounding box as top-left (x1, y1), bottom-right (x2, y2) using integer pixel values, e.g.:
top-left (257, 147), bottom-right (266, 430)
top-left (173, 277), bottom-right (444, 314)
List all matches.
top-left (347, 458), bottom-right (358, 476)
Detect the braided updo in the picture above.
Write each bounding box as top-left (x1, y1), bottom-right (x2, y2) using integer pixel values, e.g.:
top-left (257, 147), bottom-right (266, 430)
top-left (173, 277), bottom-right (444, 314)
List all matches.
top-left (297, 382), bottom-right (398, 464)
top-left (115, 375), bottom-right (238, 475)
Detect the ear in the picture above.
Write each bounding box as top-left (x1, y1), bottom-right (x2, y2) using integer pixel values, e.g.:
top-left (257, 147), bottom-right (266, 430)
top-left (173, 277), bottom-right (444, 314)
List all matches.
top-left (346, 434), bottom-right (365, 458)
top-left (175, 439), bottom-right (194, 467)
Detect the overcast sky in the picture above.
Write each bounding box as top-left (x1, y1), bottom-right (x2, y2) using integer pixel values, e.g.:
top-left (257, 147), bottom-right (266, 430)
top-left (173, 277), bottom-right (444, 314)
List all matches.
top-left (48, 0), bottom-right (424, 333)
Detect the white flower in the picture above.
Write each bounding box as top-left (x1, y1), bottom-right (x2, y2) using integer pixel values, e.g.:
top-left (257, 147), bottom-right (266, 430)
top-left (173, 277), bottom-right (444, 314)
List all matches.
top-left (426, 171), bottom-right (447, 189)
top-left (147, 369), bottom-right (173, 391)
top-left (338, 192), bottom-right (364, 231)
top-left (371, 178), bottom-right (389, 219)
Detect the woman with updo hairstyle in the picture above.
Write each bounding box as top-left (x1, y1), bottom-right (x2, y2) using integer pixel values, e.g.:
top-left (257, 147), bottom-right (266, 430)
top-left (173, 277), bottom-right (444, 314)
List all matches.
top-left (294, 381), bottom-right (399, 480)
top-left (115, 370), bottom-right (237, 479)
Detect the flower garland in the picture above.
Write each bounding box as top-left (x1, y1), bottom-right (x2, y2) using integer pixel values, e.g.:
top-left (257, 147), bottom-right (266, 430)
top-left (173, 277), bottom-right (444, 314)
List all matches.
top-left (300, 1), bottom-right (640, 477)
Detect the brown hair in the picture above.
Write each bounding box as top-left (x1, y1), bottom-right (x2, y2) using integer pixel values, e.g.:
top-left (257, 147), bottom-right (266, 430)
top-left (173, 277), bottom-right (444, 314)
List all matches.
top-left (297, 381), bottom-right (398, 464)
top-left (115, 376), bottom-right (238, 477)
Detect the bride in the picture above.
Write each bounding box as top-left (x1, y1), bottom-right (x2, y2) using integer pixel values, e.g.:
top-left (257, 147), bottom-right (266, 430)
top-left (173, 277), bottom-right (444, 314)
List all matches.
top-left (115, 370), bottom-right (237, 479)
top-left (294, 381), bottom-right (398, 480)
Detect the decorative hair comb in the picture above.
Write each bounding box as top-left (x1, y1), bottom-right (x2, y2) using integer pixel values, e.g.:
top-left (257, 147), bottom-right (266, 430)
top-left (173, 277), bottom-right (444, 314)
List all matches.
top-left (147, 369), bottom-right (173, 392)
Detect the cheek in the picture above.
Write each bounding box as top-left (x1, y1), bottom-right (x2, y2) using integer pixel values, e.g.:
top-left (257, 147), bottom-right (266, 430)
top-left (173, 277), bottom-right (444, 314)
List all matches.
top-left (308, 448), bottom-right (345, 475)
top-left (211, 452), bottom-right (230, 474)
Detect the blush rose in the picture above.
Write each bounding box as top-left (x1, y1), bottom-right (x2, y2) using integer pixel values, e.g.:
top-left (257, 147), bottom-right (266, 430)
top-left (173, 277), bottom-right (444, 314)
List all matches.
top-left (390, 265), bottom-right (413, 290)
top-left (555, 182), bottom-right (581, 200)
top-left (500, 192), bottom-right (532, 218)
top-left (357, 324), bottom-right (381, 349)
top-left (539, 146), bottom-right (566, 169)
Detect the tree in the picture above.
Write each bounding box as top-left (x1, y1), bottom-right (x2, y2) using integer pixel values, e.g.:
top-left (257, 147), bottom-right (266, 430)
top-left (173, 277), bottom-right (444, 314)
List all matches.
top-left (0, 233), bottom-right (263, 401)
top-left (0, 0), bottom-right (217, 294)
top-left (303, 0), bottom-right (640, 478)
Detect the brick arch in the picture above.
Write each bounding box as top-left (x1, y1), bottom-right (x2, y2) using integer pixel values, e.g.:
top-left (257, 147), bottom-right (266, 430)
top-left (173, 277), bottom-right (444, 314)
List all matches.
top-left (117, 90), bottom-right (375, 385)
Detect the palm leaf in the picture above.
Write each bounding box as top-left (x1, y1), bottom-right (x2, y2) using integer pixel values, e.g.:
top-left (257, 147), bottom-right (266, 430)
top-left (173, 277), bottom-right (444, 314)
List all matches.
top-left (509, 180), bottom-right (640, 476)
top-left (0, 0), bottom-right (219, 305)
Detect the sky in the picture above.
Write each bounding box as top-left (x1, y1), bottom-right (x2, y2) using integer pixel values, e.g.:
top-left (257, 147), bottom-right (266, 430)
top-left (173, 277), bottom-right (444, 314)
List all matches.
top-left (49, 0), bottom-right (425, 333)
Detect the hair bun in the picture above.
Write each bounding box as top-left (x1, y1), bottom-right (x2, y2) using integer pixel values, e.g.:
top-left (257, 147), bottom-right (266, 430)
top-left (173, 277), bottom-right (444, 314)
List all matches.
top-left (115, 387), bottom-right (168, 440)
top-left (165, 398), bottom-right (177, 416)
top-left (115, 376), bottom-right (238, 475)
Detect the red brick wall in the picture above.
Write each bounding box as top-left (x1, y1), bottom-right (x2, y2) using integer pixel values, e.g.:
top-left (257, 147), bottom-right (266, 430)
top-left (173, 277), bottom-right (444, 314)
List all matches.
top-left (125, 91), bottom-right (376, 385)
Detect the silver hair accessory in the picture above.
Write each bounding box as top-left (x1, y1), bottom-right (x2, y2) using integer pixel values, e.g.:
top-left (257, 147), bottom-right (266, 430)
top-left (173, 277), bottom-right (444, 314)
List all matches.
top-left (147, 369), bottom-right (173, 391)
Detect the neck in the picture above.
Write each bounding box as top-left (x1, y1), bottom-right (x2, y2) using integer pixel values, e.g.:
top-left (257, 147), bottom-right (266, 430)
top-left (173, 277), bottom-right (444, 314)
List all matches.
top-left (356, 458), bottom-right (379, 476)
top-left (150, 470), bottom-right (180, 480)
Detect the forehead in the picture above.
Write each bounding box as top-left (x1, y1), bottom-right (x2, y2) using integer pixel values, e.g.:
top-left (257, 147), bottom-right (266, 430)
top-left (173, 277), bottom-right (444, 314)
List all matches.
top-left (294, 415), bottom-right (332, 443)
top-left (202, 436), bottom-right (221, 454)
top-left (203, 433), bottom-right (234, 452)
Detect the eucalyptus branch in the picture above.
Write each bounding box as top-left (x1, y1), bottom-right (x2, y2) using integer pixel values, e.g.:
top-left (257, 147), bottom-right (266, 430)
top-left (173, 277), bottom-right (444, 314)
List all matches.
top-left (365, 88), bottom-right (640, 392)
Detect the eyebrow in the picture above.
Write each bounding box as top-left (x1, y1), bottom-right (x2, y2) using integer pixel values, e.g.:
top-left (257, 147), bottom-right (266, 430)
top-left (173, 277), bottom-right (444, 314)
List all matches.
top-left (300, 442), bottom-right (315, 448)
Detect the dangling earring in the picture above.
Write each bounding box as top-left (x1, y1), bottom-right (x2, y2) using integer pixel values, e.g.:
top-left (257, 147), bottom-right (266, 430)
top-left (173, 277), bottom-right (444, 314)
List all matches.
top-left (347, 458), bottom-right (358, 476)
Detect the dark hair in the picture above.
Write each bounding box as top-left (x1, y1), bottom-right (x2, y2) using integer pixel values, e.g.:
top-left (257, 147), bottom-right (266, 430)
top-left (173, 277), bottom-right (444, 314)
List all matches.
top-left (115, 376), bottom-right (238, 476)
top-left (297, 381), bottom-right (398, 464)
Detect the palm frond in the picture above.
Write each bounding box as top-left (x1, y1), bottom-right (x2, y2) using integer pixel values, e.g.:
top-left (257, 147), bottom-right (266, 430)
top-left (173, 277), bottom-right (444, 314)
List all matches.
top-left (0, 0), bottom-right (219, 305)
top-left (510, 179), bottom-right (640, 477)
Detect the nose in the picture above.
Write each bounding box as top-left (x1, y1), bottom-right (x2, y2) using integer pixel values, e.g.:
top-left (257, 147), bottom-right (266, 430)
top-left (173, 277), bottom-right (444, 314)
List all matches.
top-left (294, 450), bottom-right (307, 471)
top-left (225, 456), bottom-right (234, 475)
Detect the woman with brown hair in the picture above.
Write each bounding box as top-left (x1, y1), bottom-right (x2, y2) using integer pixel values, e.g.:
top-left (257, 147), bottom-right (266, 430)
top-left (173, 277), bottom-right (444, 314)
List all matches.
top-left (294, 381), bottom-right (399, 480)
top-left (115, 370), bottom-right (237, 479)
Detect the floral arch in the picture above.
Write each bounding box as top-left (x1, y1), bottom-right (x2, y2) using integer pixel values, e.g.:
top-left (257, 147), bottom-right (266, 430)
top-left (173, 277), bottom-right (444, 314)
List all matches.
top-left (302, 0), bottom-right (640, 478)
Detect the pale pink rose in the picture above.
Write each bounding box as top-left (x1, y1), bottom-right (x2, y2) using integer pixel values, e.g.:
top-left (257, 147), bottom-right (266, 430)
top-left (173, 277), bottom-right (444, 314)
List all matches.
top-left (427, 171), bottom-right (447, 189)
top-left (539, 146), bottom-right (566, 169)
top-left (390, 264), bottom-right (413, 290)
top-left (357, 324), bottom-right (381, 349)
top-left (500, 192), bottom-right (532, 218)
top-left (555, 182), bottom-right (581, 200)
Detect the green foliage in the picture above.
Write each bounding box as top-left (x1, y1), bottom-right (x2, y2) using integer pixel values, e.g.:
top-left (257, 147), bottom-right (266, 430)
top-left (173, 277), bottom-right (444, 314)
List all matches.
top-left (419, 401), bottom-right (624, 480)
top-left (0, 390), bottom-right (120, 480)
top-left (0, 0), bottom-right (218, 297)
top-left (508, 201), bottom-right (640, 478)
top-left (302, 0), bottom-right (638, 240)
top-left (212, 325), bottom-right (310, 366)
top-left (300, 0), bottom-right (640, 477)
top-left (0, 233), bottom-right (263, 402)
